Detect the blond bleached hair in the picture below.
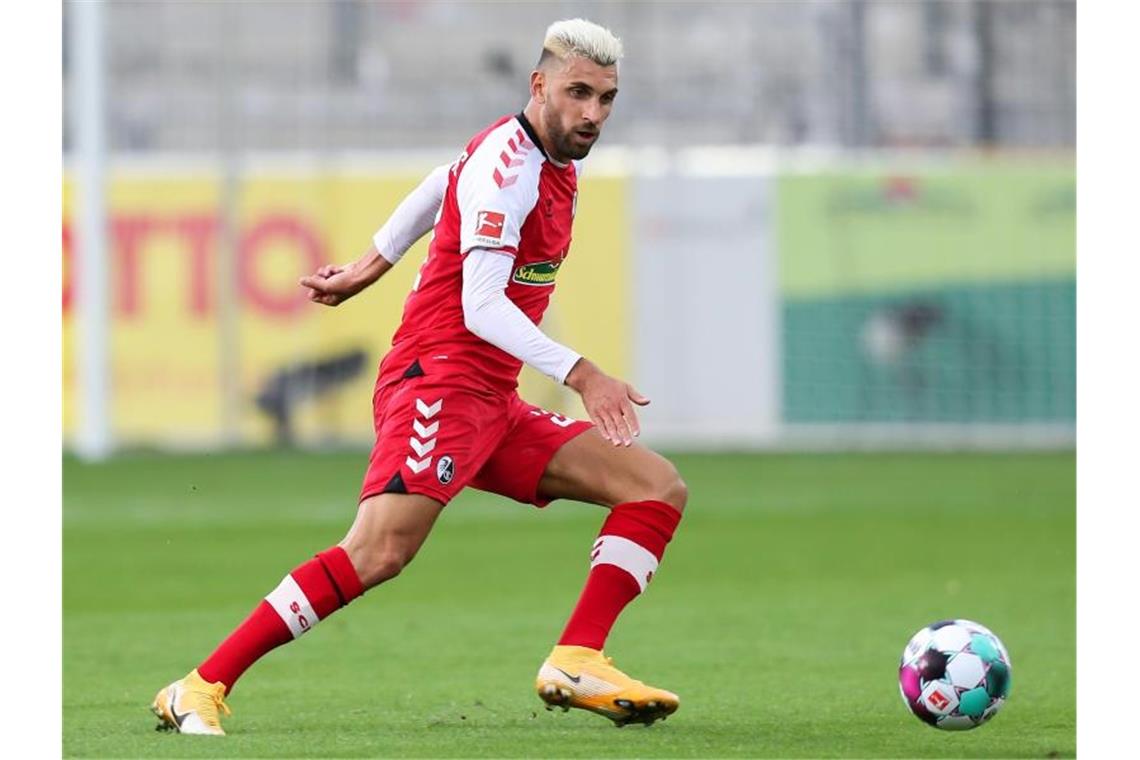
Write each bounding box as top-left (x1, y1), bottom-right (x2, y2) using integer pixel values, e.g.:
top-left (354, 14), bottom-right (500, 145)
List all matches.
top-left (541, 18), bottom-right (623, 68)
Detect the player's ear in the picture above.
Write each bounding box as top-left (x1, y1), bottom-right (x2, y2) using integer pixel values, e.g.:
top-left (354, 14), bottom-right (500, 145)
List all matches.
top-left (530, 69), bottom-right (546, 104)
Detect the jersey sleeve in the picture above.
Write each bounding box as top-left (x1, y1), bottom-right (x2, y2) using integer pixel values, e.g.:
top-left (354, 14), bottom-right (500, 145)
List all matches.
top-left (461, 249), bottom-right (582, 383)
top-left (455, 123), bottom-right (542, 256)
top-left (372, 163), bottom-right (449, 264)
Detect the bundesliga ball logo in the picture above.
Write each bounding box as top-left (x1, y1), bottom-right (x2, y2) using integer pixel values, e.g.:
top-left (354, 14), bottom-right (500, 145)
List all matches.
top-left (898, 619), bottom-right (1012, 730)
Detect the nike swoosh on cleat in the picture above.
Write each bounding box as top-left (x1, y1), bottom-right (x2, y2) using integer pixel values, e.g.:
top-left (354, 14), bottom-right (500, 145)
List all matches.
top-left (552, 666), bottom-right (581, 684)
top-left (169, 686), bottom-right (189, 728)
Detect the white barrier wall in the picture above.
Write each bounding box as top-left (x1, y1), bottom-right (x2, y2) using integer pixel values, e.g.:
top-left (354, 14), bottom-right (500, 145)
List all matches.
top-left (632, 175), bottom-right (781, 447)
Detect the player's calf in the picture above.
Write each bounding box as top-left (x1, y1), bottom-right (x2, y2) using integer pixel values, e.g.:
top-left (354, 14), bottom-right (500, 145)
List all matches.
top-left (150, 494), bottom-right (444, 734)
top-left (150, 545), bottom-right (363, 734)
top-left (556, 497), bottom-right (682, 650)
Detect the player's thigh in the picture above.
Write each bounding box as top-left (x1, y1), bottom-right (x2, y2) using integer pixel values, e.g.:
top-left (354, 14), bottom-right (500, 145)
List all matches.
top-left (536, 427), bottom-right (688, 512)
top-left (338, 492), bottom-right (444, 588)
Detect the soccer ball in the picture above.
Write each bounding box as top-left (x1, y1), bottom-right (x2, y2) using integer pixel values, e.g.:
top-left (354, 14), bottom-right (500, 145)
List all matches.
top-left (898, 619), bottom-right (1012, 731)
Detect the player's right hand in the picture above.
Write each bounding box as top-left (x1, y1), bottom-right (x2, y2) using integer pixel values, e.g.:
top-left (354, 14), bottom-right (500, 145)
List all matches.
top-left (565, 360), bottom-right (649, 447)
top-left (300, 263), bottom-right (359, 306)
top-left (301, 248), bottom-right (394, 306)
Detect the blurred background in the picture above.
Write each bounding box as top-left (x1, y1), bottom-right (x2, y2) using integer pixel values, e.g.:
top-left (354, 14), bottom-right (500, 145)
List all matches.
top-left (62, 0), bottom-right (1076, 456)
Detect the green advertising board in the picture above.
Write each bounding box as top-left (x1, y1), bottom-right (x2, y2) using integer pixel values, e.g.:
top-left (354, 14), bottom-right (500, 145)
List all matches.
top-left (778, 165), bottom-right (1075, 424)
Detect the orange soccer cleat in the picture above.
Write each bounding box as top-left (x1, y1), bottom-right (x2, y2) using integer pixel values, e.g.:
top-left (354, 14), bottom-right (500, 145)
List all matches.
top-left (151, 669), bottom-right (232, 736)
top-left (536, 645), bottom-right (679, 727)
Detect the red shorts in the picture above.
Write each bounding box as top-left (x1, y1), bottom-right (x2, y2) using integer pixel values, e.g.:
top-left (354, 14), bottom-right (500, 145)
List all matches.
top-left (359, 357), bottom-right (592, 507)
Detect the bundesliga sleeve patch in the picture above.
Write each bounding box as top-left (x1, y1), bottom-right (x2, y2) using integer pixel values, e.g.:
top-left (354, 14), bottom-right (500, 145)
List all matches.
top-left (474, 210), bottom-right (506, 244)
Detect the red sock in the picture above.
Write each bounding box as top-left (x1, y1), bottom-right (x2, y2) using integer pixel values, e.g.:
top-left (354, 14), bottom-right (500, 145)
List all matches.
top-left (558, 500), bottom-right (682, 650)
top-left (197, 546), bottom-right (364, 693)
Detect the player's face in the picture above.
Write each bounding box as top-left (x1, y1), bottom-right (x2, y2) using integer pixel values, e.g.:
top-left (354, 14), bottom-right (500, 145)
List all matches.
top-left (540, 56), bottom-right (618, 162)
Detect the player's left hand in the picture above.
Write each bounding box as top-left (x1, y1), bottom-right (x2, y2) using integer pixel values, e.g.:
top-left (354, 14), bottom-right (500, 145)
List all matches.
top-left (566, 359), bottom-right (650, 447)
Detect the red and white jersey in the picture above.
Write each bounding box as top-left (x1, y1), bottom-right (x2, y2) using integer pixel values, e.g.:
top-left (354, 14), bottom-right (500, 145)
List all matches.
top-left (384, 113), bottom-right (580, 393)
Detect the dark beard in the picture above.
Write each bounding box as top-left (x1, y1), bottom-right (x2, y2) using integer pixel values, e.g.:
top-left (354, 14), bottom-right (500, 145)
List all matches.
top-left (561, 136), bottom-right (593, 161)
top-left (543, 110), bottom-right (593, 162)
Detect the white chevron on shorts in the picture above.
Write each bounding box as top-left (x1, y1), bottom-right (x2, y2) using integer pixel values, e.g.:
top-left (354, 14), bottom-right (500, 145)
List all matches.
top-left (416, 398), bottom-right (443, 419)
top-left (409, 436), bottom-right (437, 457)
top-left (413, 419), bottom-right (439, 438)
top-left (406, 398), bottom-right (442, 477)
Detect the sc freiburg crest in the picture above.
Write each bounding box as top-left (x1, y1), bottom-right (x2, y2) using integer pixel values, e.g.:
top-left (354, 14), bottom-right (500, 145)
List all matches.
top-left (436, 455), bottom-right (455, 485)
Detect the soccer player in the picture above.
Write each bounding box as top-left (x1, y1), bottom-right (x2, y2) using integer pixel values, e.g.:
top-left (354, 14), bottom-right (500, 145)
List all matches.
top-left (152, 18), bottom-right (687, 735)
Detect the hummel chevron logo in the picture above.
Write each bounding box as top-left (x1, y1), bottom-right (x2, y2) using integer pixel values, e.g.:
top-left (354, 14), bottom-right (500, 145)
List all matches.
top-left (493, 167), bottom-right (518, 189)
top-left (493, 127), bottom-right (534, 189)
top-left (413, 419), bottom-right (439, 438)
top-left (405, 455), bottom-right (433, 474)
top-left (409, 436), bottom-right (437, 458)
top-left (553, 666), bottom-right (581, 684)
top-left (416, 399), bottom-right (443, 418)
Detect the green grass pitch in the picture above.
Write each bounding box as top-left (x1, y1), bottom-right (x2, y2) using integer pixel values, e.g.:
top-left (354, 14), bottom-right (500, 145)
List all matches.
top-left (64, 450), bottom-right (1074, 758)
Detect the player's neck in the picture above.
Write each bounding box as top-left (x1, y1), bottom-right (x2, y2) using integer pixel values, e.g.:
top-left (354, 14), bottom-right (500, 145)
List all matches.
top-left (521, 103), bottom-right (569, 167)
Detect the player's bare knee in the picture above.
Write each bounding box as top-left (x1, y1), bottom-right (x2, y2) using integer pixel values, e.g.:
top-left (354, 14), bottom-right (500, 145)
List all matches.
top-left (611, 456), bottom-right (687, 513)
top-left (342, 536), bottom-right (414, 589)
top-left (665, 473), bottom-right (689, 512)
top-left (363, 551), bottom-right (407, 587)
top-left (354, 545), bottom-right (416, 588)
top-left (653, 463), bottom-right (688, 513)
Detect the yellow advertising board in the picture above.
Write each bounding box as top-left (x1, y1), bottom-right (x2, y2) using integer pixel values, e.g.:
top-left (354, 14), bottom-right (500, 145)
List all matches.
top-left (63, 168), bottom-right (629, 447)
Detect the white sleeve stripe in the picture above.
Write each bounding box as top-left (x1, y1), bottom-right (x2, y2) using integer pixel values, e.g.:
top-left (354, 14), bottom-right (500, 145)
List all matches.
top-left (265, 574), bottom-right (320, 639)
top-left (590, 535), bottom-right (660, 593)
